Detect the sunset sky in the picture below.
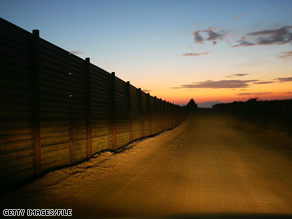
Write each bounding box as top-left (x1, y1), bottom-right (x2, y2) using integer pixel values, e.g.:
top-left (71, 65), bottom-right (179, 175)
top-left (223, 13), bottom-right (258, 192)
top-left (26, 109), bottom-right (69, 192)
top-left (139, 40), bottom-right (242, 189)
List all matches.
top-left (1, 0), bottom-right (292, 105)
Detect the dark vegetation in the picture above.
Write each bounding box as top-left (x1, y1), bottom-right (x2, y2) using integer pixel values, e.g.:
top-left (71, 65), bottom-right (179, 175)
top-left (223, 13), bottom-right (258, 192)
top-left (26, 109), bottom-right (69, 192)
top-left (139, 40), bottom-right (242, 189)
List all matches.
top-left (213, 98), bottom-right (292, 135)
top-left (185, 99), bottom-right (198, 113)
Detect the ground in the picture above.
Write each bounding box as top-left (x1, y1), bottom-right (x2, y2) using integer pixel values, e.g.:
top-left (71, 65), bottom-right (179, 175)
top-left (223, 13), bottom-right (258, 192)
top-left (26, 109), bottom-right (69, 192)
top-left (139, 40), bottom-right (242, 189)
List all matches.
top-left (1, 110), bottom-right (292, 218)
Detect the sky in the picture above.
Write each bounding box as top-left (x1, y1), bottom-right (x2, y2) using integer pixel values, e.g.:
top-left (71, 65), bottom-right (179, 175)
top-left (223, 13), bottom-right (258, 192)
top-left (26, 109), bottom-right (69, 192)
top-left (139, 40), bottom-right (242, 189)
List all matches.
top-left (1, 0), bottom-right (292, 105)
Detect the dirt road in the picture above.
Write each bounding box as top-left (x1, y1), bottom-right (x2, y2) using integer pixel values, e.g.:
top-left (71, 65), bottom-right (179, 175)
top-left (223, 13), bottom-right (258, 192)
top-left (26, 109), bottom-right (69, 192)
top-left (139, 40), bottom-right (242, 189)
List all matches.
top-left (1, 110), bottom-right (292, 218)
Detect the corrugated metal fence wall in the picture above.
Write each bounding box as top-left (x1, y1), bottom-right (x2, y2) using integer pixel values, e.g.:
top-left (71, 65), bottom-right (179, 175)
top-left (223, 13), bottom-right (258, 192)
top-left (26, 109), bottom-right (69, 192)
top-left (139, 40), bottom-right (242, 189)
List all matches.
top-left (0, 18), bottom-right (185, 193)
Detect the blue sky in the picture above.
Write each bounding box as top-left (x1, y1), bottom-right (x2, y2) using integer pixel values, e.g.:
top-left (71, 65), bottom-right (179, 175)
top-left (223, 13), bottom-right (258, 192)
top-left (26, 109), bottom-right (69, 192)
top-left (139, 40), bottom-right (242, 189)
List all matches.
top-left (1, 0), bottom-right (292, 104)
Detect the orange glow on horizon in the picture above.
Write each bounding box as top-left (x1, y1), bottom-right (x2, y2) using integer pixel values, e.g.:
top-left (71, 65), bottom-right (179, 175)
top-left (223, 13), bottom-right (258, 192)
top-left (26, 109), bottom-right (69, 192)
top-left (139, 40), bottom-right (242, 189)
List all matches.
top-left (158, 89), bottom-right (292, 105)
top-left (145, 78), bottom-right (292, 105)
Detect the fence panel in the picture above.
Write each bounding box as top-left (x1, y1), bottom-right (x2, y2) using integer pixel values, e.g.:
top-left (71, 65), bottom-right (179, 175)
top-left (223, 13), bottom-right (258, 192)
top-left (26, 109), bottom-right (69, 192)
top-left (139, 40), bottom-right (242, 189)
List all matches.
top-left (130, 85), bottom-right (141, 141)
top-left (90, 64), bottom-right (111, 154)
top-left (38, 39), bottom-right (71, 171)
top-left (0, 18), bottom-right (184, 193)
top-left (149, 96), bottom-right (156, 135)
top-left (115, 77), bottom-right (129, 148)
top-left (0, 19), bottom-right (34, 190)
top-left (69, 54), bottom-right (88, 163)
top-left (141, 92), bottom-right (149, 137)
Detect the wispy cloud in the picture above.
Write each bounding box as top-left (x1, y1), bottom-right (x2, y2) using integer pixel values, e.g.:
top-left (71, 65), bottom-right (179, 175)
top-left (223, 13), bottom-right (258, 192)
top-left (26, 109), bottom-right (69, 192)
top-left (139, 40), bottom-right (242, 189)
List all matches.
top-left (70, 51), bottom-right (85, 55)
top-left (277, 77), bottom-right (292, 82)
top-left (173, 79), bottom-right (258, 89)
top-left (193, 28), bottom-right (227, 46)
top-left (142, 89), bottom-right (151, 93)
top-left (232, 26), bottom-right (292, 47)
top-left (226, 73), bottom-right (248, 78)
top-left (253, 81), bottom-right (274, 84)
top-left (284, 92), bottom-right (292, 94)
top-left (238, 92), bottom-right (274, 96)
top-left (182, 51), bottom-right (209, 56)
top-left (279, 51), bottom-right (292, 58)
top-left (249, 77), bottom-right (292, 84)
top-left (226, 73), bottom-right (249, 78)
top-left (233, 73), bottom-right (248, 77)
top-left (234, 13), bottom-right (245, 20)
top-left (194, 31), bottom-right (204, 44)
top-left (173, 76), bottom-right (292, 90)
top-left (232, 37), bottom-right (255, 47)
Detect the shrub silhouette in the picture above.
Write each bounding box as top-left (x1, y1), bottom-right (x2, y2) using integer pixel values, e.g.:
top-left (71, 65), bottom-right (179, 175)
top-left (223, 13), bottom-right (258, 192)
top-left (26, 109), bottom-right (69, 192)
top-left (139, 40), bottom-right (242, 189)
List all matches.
top-left (185, 99), bottom-right (198, 113)
top-left (213, 99), bottom-right (292, 134)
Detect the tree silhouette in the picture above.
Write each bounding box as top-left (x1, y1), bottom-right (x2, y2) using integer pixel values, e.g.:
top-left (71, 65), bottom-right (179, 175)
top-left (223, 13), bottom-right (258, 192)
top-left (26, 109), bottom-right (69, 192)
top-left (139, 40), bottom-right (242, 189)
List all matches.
top-left (186, 98), bottom-right (198, 112)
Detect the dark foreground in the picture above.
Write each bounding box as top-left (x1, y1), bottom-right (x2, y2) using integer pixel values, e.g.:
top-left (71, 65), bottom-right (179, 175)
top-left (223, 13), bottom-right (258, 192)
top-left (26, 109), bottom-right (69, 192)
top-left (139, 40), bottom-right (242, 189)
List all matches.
top-left (1, 111), bottom-right (292, 218)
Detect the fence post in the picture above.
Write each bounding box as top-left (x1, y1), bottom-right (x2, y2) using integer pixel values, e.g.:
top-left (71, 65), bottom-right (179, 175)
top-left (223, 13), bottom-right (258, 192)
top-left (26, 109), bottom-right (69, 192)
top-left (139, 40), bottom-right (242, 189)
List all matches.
top-left (169, 103), bottom-right (171, 128)
top-left (127, 81), bottom-right (133, 142)
top-left (166, 102), bottom-right (169, 129)
top-left (159, 98), bottom-right (163, 131)
top-left (164, 101), bottom-right (167, 130)
top-left (168, 102), bottom-right (171, 129)
top-left (68, 54), bottom-right (74, 164)
top-left (170, 103), bottom-right (172, 128)
top-left (138, 88), bottom-right (144, 138)
top-left (147, 93), bottom-right (152, 135)
top-left (173, 104), bottom-right (175, 127)
top-left (161, 99), bottom-right (163, 131)
top-left (85, 58), bottom-right (92, 158)
top-left (167, 101), bottom-right (169, 129)
top-left (175, 105), bottom-right (177, 126)
top-left (111, 72), bottom-right (117, 151)
top-left (165, 101), bottom-right (167, 129)
top-left (170, 103), bottom-right (173, 128)
top-left (170, 102), bottom-right (172, 128)
top-left (154, 96), bottom-right (158, 133)
top-left (32, 29), bottom-right (41, 175)
top-left (173, 105), bottom-right (175, 126)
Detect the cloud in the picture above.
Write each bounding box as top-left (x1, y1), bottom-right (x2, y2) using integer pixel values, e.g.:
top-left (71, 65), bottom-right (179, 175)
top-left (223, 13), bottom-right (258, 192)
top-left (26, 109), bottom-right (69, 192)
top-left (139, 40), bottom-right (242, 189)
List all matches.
top-left (193, 28), bottom-right (227, 46)
top-left (284, 92), bottom-right (292, 94)
top-left (193, 31), bottom-right (204, 44)
top-left (277, 77), bottom-right (292, 82)
top-left (173, 76), bottom-right (292, 90)
top-left (279, 51), bottom-right (292, 58)
top-left (173, 79), bottom-right (258, 89)
top-left (182, 51), bottom-right (209, 56)
top-left (252, 77), bottom-right (292, 84)
top-left (70, 51), bottom-right (85, 55)
top-left (232, 26), bottom-right (292, 47)
top-left (234, 13), bottom-right (245, 20)
top-left (226, 73), bottom-right (249, 78)
top-left (142, 89), bottom-right (151, 93)
top-left (232, 37), bottom-right (255, 47)
top-left (238, 92), bottom-right (274, 96)
top-left (233, 73), bottom-right (248, 77)
top-left (253, 81), bottom-right (274, 84)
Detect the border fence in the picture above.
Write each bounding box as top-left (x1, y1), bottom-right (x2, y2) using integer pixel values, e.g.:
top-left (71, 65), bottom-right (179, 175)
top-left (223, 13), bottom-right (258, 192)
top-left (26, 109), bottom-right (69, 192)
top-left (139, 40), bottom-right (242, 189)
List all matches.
top-left (0, 18), bottom-right (185, 193)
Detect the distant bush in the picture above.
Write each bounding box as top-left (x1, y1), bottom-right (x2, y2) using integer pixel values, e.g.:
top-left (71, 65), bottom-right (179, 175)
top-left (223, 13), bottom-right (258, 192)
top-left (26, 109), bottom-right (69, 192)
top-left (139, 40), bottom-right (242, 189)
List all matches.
top-left (213, 99), bottom-right (292, 134)
top-left (185, 99), bottom-right (198, 114)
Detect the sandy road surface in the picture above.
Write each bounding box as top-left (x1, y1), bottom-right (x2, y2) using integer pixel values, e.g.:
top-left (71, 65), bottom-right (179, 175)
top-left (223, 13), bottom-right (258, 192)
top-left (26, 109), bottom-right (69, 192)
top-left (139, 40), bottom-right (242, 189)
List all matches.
top-left (1, 110), bottom-right (292, 218)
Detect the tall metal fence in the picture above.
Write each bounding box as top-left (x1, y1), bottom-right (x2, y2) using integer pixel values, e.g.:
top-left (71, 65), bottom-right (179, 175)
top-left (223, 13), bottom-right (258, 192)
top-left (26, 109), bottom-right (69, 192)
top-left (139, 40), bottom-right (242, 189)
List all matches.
top-left (0, 18), bottom-right (185, 192)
